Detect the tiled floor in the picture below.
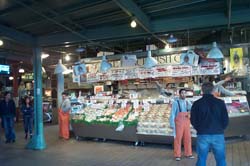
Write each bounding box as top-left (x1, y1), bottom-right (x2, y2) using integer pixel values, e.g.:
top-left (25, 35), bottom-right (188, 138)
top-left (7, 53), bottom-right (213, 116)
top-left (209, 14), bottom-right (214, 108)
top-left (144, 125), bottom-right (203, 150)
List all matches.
top-left (0, 125), bottom-right (249, 166)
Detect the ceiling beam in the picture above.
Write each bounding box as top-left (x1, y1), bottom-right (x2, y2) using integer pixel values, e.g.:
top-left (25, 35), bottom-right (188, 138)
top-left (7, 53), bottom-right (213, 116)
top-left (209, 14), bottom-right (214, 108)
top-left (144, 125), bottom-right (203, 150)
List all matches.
top-left (144, 0), bottom-right (207, 13)
top-left (13, 0), bottom-right (119, 52)
top-left (16, 0), bottom-right (109, 30)
top-left (227, 0), bottom-right (232, 29)
top-left (0, 24), bottom-right (34, 46)
top-left (0, 51), bottom-right (32, 63)
top-left (17, 0), bottom-right (86, 32)
top-left (38, 9), bottom-right (250, 46)
top-left (113, 0), bottom-right (151, 31)
top-left (113, 0), bottom-right (167, 44)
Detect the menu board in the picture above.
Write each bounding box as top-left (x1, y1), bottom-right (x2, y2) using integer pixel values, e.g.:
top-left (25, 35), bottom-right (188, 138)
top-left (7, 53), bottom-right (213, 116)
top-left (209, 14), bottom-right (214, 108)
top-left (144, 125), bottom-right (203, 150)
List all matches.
top-left (171, 65), bottom-right (192, 77)
top-left (86, 73), bottom-right (100, 82)
top-left (109, 69), bottom-right (126, 80)
top-left (137, 68), bottom-right (155, 79)
top-left (81, 63), bottom-right (221, 83)
top-left (199, 61), bottom-right (220, 75)
top-left (124, 68), bottom-right (138, 79)
top-left (154, 65), bottom-right (172, 77)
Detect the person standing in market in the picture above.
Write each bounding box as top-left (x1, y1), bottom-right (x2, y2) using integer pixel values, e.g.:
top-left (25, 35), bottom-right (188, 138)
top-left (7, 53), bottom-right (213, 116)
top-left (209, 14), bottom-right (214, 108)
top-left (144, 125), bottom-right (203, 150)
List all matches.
top-left (213, 76), bottom-right (235, 97)
top-left (21, 96), bottom-right (34, 140)
top-left (0, 92), bottom-right (16, 143)
top-left (205, 75), bottom-right (235, 97)
top-left (58, 91), bottom-right (71, 140)
top-left (170, 89), bottom-right (194, 161)
top-left (191, 82), bottom-right (229, 166)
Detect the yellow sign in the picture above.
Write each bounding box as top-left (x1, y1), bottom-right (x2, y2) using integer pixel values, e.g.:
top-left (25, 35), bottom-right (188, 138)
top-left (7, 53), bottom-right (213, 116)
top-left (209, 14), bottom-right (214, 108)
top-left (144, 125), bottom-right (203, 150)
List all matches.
top-left (230, 48), bottom-right (243, 71)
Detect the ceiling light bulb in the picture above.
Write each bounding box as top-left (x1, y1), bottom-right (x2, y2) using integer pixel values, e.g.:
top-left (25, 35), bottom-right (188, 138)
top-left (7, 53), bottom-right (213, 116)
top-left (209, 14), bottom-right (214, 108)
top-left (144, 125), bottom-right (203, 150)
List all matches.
top-left (19, 68), bottom-right (25, 73)
top-left (9, 76), bottom-right (14, 80)
top-left (0, 40), bottom-right (3, 46)
top-left (41, 53), bottom-right (49, 59)
top-left (65, 54), bottom-right (71, 61)
top-left (130, 20), bottom-right (137, 28)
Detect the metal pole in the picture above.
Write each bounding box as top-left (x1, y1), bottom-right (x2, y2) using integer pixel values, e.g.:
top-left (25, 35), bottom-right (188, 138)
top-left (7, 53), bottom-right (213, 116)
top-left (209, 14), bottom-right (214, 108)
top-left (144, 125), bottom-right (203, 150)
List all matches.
top-left (26, 46), bottom-right (46, 150)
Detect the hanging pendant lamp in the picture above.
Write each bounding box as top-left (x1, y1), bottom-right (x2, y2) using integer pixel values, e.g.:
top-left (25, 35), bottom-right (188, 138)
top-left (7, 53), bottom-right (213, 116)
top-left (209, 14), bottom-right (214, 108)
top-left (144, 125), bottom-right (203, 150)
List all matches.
top-left (100, 55), bottom-right (112, 72)
top-left (54, 59), bottom-right (68, 74)
top-left (144, 50), bottom-right (158, 68)
top-left (167, 34), bottom-right (177, 43)
top-left (207, 42), bottom-right (224, 59)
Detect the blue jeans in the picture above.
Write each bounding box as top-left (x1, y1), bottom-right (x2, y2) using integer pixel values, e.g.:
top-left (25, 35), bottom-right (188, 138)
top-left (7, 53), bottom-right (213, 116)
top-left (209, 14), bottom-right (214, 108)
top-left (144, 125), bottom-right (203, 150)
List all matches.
top-left (2, 116), bottom-right (16, 141)
top-left (196, 134), bottom-right (226, 166)
top-left (23, 116), bottom-right (33, 134)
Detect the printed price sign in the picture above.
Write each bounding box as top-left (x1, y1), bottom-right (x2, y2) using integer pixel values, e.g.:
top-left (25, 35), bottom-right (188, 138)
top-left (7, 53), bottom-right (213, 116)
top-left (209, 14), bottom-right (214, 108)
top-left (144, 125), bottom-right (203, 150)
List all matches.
top-left (132, 100), bottom-right (139, 109)
top-left (164, 98), bottom-right (170, 103)
top-left (121, 100), bottom-right (127, 108)
top-left (91, 100), bottom-right (97, 103)
top-left (143, 102), bottom-right (150, 112)
top-left (224, 97), bottom-right (232, 103)
top-left (108, 100), bottom-right (114, 105)
top-left (239, 97), bottom-right (247, 103)
top-left (150, 99), bottom-right (156, 104)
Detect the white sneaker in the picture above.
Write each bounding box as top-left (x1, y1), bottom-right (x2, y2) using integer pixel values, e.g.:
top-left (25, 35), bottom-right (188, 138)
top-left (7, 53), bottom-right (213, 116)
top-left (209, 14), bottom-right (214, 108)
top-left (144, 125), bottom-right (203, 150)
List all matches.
top-left (186, 155), bottom-right (195, 159)
top-left (175, 157), bottom-right (181, 161)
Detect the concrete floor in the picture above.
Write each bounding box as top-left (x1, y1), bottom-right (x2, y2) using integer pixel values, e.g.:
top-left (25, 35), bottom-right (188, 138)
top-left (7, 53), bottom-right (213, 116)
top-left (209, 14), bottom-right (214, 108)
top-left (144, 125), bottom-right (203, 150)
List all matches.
top-left (0, 124), bottom-right (249, 166)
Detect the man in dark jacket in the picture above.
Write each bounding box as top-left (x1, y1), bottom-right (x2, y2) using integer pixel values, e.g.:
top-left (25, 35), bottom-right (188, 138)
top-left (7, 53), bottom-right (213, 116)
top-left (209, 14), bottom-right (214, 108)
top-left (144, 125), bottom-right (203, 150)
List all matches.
top-left (0, 92), bottom-right (16, 143)
top-left (191, 82), bottom-right (229, 166)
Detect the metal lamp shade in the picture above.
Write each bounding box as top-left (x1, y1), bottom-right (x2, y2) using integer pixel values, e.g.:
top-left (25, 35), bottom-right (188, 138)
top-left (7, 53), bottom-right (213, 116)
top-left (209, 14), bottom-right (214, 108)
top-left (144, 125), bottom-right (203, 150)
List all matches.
top-left (207, 42), bottom-right (224, 59)
top-left (144, 50), bottom-right (158, 68)
top-left (54, 59), bottom-right (68, 74)
top-left (167, 34), bottom-right (177, 43)
top-left (100, 56), bottom-right (112, 72)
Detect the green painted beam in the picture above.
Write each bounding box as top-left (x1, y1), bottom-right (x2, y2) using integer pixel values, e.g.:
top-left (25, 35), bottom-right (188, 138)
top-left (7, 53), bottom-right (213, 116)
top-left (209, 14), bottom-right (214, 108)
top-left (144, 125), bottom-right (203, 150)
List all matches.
top-left (113, 0), bottom-right (167, 44)
top-left (0, 51), bottom-right (32, 62)
top-left (16, 0), bottom-right (110, 30)
top-left (113, 0), bottom-right (151, 31)
top-left (0, 24), bottom-right (34, 46)
top-left (38, 9), bottom-right (250, 46)
top-left (13, 0), bottom-right (118, 52)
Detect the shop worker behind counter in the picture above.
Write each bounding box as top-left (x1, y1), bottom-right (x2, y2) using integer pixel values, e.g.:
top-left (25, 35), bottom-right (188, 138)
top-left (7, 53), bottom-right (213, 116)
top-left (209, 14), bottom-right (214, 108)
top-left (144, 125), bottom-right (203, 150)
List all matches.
top-left (170, 89), bottom-right (195, 161)
top-left (0, 91), bottom-right (16, 143)
top-left (191, 82), bottom-right (229, 166)
top-left (58, 91), bottom-right (71, 140)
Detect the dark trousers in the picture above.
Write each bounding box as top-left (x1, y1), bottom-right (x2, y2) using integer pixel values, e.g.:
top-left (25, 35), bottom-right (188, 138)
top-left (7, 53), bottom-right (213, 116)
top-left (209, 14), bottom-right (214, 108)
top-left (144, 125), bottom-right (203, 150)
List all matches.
top-left (2, 116), bottom-right (16, 141)
top-left (23, 116), bottom-right (33, 134)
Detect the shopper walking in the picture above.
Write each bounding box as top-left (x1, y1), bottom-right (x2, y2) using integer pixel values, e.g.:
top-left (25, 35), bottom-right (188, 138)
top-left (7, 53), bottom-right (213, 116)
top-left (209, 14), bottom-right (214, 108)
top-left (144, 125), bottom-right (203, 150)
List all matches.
top-left (0, 92), bottom-right (16, 143)
top-left (21, 96), bottom-right (34, 139)
top-left (58, 91), bottom-right (71, 140)
top-left (170, 89), bottom-right (194, 161)
top-left (191, 82), bottom-right (229, 166)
